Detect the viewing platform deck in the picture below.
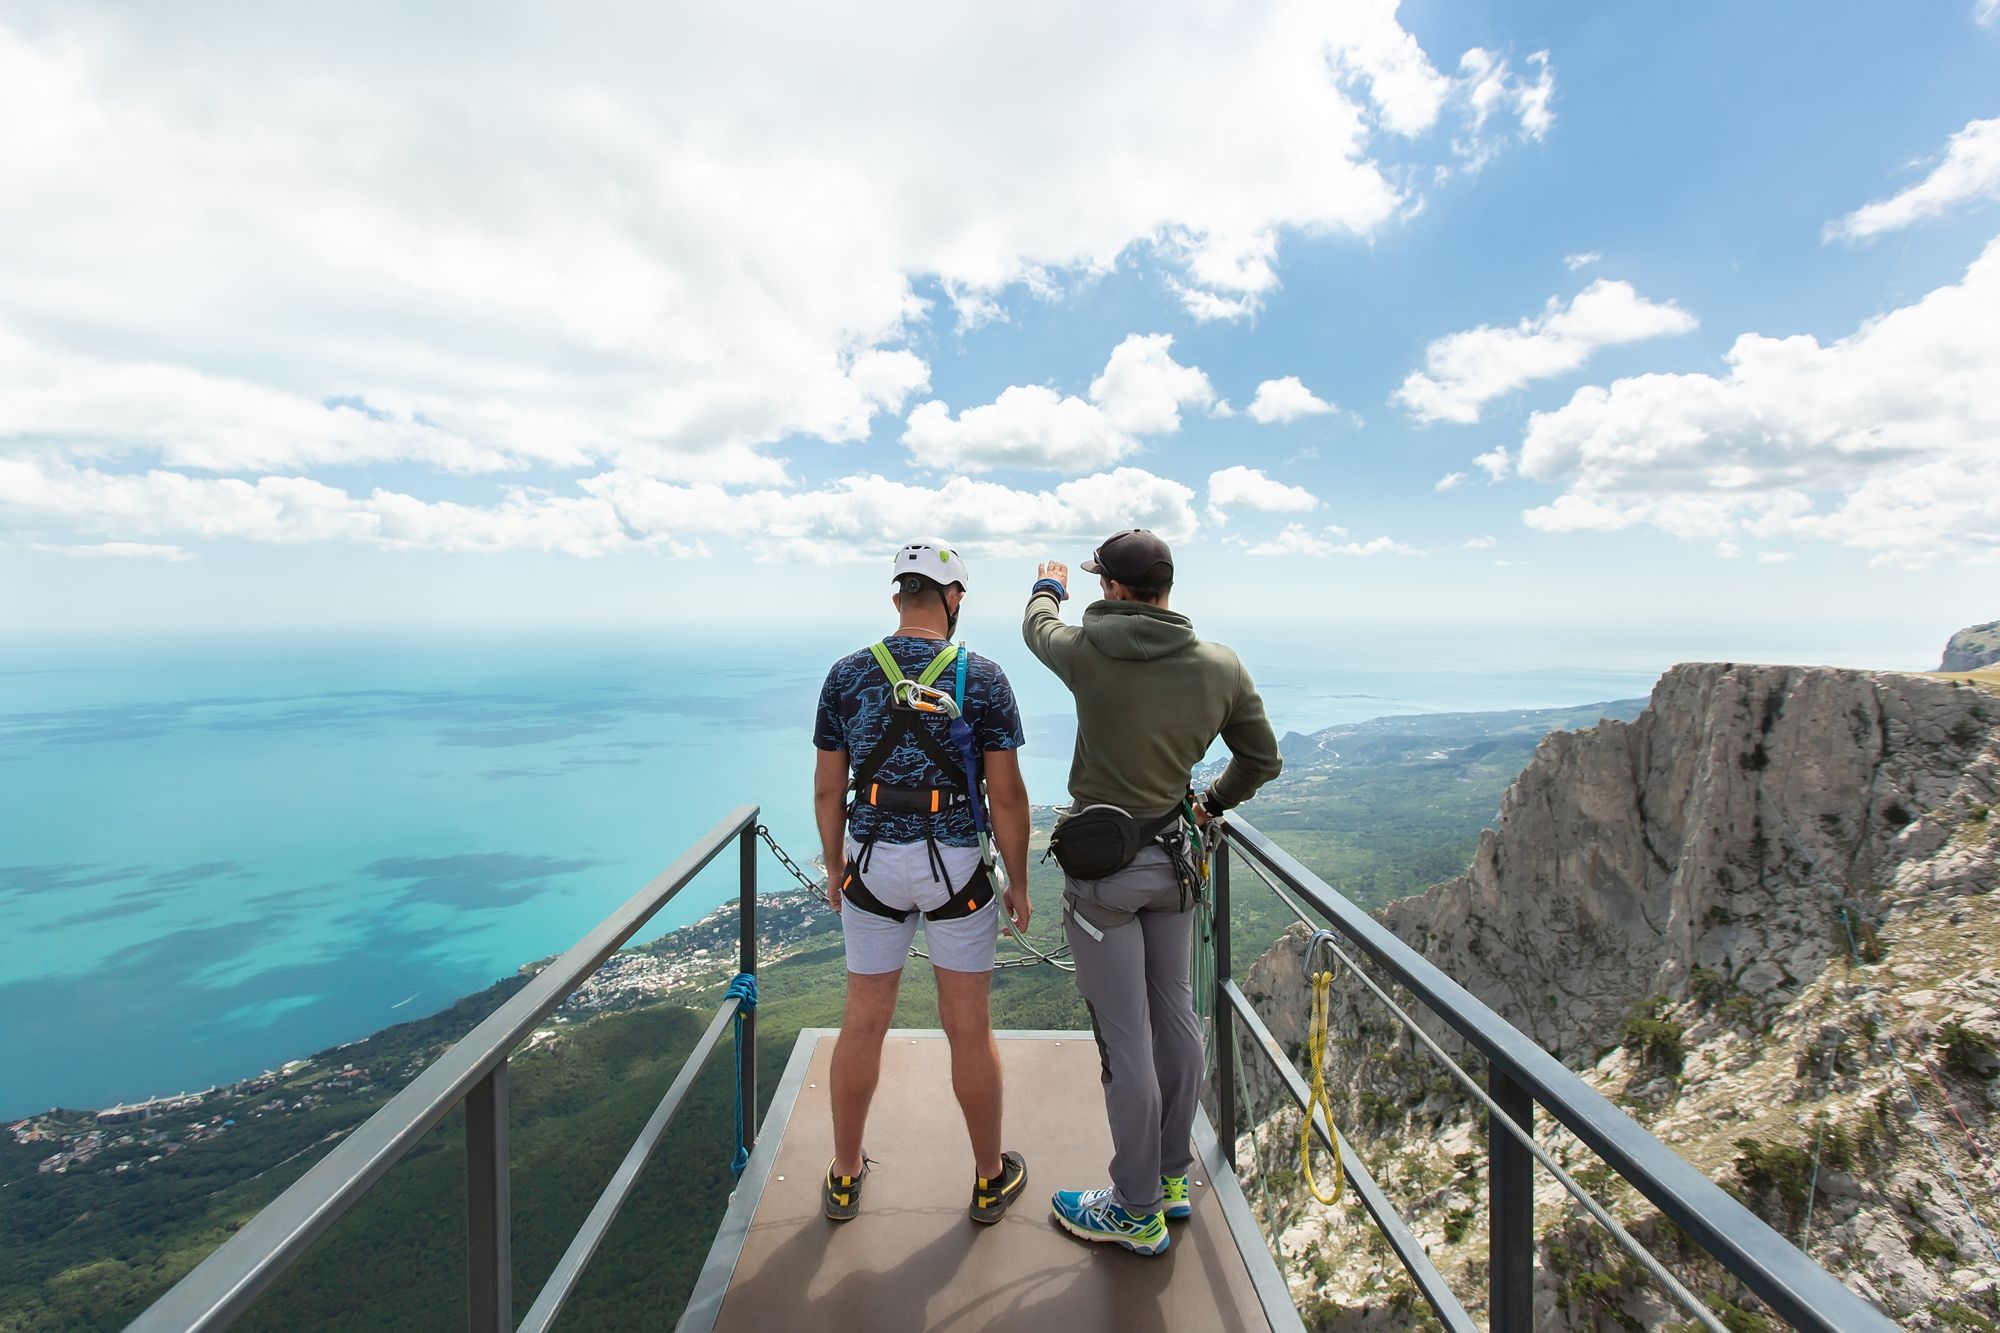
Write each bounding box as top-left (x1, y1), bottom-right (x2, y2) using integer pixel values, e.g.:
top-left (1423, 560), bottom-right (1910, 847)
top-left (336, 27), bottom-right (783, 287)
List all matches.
top-left (679, 1029), bottom-right (1297, 1333)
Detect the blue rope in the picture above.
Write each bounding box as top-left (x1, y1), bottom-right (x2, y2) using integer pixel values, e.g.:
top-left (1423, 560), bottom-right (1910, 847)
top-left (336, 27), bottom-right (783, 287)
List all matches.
top-left (726, 972), bottom-right (759, 1178)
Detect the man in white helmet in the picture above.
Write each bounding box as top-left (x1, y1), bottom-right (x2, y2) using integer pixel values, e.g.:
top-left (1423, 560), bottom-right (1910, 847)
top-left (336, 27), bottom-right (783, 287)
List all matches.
top-left (811, 540), bottom-right (1033, 1225)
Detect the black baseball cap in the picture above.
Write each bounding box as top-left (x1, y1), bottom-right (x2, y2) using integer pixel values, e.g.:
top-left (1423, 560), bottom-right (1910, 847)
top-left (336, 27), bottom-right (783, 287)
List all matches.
top-left (1081, 529), bottom-right (1174, 585)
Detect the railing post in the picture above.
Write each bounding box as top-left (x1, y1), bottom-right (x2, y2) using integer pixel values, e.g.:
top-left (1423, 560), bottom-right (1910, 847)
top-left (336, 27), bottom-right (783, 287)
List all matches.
top-left (737, 823), bottom-right (758, 1154)
top-left (1214, 834), bottom-right (1236, 1171)
top-left (465, 1062), bottom-right (511, 1333)
top-left (1489, 1067), bottom-right (1534, 1333)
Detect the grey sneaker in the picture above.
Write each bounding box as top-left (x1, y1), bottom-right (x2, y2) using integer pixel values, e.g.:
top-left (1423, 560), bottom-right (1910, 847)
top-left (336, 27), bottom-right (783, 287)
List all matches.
top-left (969, 1150), bottom-right (1028, 1224)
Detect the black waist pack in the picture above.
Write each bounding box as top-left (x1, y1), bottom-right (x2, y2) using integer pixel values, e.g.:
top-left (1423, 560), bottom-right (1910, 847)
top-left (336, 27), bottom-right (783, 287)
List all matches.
top-left (1048, 804), bottom-right (1180, 881)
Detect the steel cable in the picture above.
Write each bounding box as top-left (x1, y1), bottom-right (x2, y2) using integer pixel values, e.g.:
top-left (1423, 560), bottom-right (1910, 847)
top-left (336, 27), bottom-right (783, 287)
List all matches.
top-left (1229, 842), bottom-right (1729, 1333)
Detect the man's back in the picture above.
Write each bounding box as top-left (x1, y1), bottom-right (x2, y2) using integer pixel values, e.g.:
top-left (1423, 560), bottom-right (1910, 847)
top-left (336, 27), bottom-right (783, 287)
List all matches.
top-left (815, 635), bottom-right (1023, 847)
top-left (1023, 597), bottom-right (1279, 816)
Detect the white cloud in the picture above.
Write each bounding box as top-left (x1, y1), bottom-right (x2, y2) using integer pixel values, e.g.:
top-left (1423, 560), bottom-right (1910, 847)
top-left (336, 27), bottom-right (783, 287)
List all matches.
top-left (1474, 447), bottom-right (1515, 482)
top-left (1089, 334), bottom-right (1218, 434)
top-left (1826, 117), bottom-right (2000, 243)
top-left (1243, 524), bottom-right (1416, 557)
top-left (1448, 48), bottom-right (1555, 172)
top-left (584, 467), bottom-right (1201, 558)
top-left (1757, 551), bottom-right (1793, 564)
top-left (1517, 234), bottom-right (2000, 567)
top-left (903, 387), bottom-right (1139, 474)
top-left (0, 7), bottom-right (1567, 563)
top-left (902, 333), bottom-right (1212, 473)
top-left (1394, 280), bottom-right (1698, 424)
top-left (1462, 535), bottom-right (1496, 549)
top-left (0, 455), bottom-right (1201, 562)
top-left (29, 541), bottom-right (194, 561)
top-left (1564, 251), bottom-right (1601, 271)
top-left (0, 3), bottom-right (1527, 513)
top-left (1246, 376), bottom-right (1336, 424)
top-left (1981, 0), bottom-right (1999, 26)
top-left (1435, 471), bottom-right (1468, 491)
top-left (1206, 466), bottom-right (1320, 525)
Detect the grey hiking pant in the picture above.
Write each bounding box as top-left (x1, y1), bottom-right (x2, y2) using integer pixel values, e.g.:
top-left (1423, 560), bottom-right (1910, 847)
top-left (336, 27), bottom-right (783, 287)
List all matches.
top-left (1062, 842), bottom-right (1203, 1215)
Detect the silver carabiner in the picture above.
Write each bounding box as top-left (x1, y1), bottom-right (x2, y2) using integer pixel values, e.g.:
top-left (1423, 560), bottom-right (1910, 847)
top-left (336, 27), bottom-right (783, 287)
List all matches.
top-left (892, 678), bottom-right (961, 719)
top-left (1301, 927), bottom-right (1342, 983)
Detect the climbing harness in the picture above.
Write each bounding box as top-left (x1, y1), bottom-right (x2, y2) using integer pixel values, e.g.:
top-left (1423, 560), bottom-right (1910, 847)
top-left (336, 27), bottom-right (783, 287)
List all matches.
top-left (1298, 928), bottom-right (1348, 1207)
top-left (753, 823), bottom-right (1074, 971)
top-left (726, 971), bottom-right (759, 1178)
top-left (843, 640), bottom-right (998, 925)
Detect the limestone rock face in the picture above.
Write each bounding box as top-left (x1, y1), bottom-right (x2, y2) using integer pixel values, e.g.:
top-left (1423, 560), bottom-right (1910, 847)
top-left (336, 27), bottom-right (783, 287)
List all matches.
top-left (1234, 663), bottom-right (2000, 1330)
top-left (1374, 663), bottom-right (1997, 1062)
top-left (1941, 620), bottom-right (2000, 673)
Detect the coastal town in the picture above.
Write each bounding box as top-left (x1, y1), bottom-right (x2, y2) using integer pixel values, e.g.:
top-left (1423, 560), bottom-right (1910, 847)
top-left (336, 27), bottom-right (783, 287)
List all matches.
top-left (8, 1056), bottom-right (379, 1179)
top-left (6, 888), bottom-right (839, 1184)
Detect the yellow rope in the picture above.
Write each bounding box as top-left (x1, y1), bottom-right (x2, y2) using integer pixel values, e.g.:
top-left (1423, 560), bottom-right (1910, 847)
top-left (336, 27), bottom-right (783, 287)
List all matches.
top-left (1300, 967), bottom-right (1346, 1206)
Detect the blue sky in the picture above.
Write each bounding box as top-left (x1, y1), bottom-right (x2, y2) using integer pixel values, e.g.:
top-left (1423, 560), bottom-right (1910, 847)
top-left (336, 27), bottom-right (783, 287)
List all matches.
top-left (1, 1), bottom-right (1996, 669)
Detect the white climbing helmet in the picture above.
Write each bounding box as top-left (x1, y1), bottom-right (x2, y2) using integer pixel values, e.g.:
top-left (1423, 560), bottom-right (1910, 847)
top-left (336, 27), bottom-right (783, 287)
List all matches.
top-left (891, 540), bottom-right (970, 591)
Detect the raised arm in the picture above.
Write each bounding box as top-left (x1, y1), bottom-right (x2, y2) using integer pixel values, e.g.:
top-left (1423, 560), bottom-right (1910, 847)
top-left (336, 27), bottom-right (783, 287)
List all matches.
top-left (1022, 559), bottom-right (1081, 684)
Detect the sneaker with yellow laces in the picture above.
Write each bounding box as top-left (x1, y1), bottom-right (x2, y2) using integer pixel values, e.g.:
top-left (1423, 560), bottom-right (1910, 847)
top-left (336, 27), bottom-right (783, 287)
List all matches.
top-left (1161, 1173), bottom-right (1192, 1220)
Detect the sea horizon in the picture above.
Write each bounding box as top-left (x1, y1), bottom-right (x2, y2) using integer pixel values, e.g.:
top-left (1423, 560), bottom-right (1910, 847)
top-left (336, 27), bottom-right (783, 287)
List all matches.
top-left (0, 618), bottom-right (1933, 1118)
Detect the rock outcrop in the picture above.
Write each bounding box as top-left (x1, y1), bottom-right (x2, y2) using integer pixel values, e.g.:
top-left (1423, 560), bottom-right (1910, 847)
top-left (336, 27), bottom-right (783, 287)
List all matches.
top-left (1236, 663), bottom-right (2000, 1330)
top-left (1941, 620), bottom-right (2000, 673)
top-left (1378, 663), bottom-right (1995, 1062)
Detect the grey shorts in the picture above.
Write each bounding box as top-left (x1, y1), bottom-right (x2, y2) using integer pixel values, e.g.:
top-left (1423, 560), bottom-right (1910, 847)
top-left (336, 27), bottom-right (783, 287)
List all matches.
top-left (840, 838), bottom-right (1000, 975)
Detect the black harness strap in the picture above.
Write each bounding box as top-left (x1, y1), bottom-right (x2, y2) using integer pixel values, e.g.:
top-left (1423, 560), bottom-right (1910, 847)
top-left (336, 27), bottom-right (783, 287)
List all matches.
top-left (840, 857), bottom-right (996, 924)
top-left (849, 705), bottom-right (970, 803)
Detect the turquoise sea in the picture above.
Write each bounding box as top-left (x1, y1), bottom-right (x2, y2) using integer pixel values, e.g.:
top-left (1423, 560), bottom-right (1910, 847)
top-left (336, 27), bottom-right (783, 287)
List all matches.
top-left (0, 623), bottom-right (1671, 1118)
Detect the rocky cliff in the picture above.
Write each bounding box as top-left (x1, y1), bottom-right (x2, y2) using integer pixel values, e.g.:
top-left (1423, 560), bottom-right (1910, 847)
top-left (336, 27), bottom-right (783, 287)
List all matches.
top-left (1236, 663), bottom-right (2000, 1330)
top-left (1941, 621), bottom-right (2000, 674)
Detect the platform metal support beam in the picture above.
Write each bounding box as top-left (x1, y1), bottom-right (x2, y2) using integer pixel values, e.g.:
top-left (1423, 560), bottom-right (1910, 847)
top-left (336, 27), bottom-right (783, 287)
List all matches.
top-left (1213, 837), bottom-right (1236, 1172)
top-left (465, 1062), bottom-right (511, 1333)
top-left (1489, 1067), bottom-right (1534, 1333)
top-left (738, 824), bottom-right (759, 1154)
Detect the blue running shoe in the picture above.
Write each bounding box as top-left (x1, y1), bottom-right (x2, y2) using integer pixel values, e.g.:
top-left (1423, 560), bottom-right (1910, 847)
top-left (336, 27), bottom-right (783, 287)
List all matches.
top-left (1161, 1174), bottom-right (1192, 1221)
top-left (1051, 1187), bottom-right (1170, 1256)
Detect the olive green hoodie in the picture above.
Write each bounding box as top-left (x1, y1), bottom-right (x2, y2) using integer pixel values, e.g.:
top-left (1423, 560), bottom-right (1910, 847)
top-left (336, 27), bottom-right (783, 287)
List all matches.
top-left (1023, 590), bottom-right (1282, 817)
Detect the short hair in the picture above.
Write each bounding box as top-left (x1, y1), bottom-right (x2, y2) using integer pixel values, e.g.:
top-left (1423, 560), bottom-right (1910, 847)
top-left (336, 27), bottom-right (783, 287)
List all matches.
top-left (896, 574), bottom-right (949, 605)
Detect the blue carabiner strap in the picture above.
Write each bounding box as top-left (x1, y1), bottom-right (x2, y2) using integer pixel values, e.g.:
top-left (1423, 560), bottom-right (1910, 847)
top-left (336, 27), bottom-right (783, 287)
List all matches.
top-left (947, 644), bottom-right (988, 836)
top-left (726, 971), bottom-right (759, 1177)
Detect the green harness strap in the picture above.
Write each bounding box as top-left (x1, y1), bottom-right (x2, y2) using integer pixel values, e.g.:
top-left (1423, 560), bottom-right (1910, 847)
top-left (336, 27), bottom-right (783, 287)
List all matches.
top-left (867, 639), bottom-right (959, 690)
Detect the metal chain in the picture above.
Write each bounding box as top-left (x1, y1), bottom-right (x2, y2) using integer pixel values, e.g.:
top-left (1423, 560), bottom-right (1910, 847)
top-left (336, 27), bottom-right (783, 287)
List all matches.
top-left (753, 824), bottom-right (1074, 971)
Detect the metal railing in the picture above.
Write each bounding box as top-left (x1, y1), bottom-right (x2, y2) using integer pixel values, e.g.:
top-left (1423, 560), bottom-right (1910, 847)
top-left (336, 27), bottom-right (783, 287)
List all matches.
top-left (129, 806), bottom-right (764, 1333)
top-left (1208, 814), bottom-right (1897, 1333)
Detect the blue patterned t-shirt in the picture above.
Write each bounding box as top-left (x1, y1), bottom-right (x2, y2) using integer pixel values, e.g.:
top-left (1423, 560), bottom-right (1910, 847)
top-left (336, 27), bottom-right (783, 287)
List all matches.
top-left (814, 636), bottom-right (1025, 846)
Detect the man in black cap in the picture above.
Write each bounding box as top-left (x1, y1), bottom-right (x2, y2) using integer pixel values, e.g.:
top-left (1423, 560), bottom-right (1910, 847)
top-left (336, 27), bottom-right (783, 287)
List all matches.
top-left (1021, 528), bottom-right (1282, 1255)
